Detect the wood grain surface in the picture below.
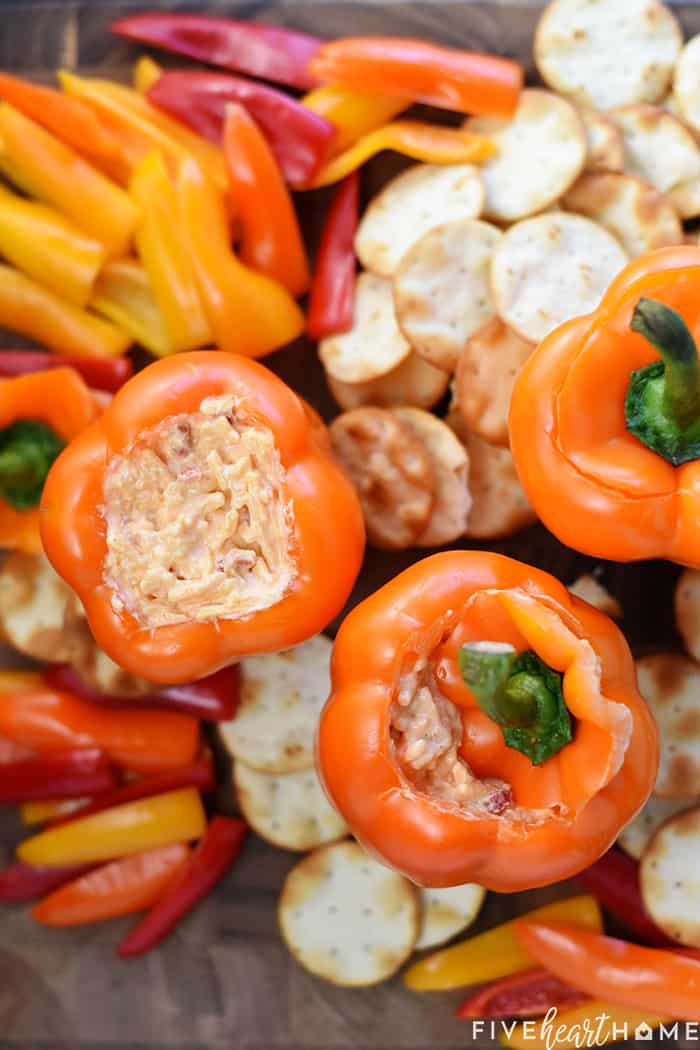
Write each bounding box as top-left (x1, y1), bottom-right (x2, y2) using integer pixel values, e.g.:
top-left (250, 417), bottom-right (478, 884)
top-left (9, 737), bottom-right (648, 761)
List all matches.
top-left (0, 2), bottom-right (698, 1048)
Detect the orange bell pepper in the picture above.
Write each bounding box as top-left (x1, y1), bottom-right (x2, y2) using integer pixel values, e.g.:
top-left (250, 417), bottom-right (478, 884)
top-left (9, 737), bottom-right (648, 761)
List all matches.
top-left (510, 247), bottom-right (700, 568)
top-left (40, 351), bottom-right (365, 682)
top-left (0, 102), bottom-right (139, 259)
top-left (176, 157), bottom-right (305, 357)
top-left (301, 84), bottom-right (407, 154)
top-left (18, 787), bottom-right (206, 867)
top-left (32, 843), bottom-right (189, 926)
top-left (90, 258), bottom-right (168, 357)
top-left (501, 1002), bottom-right (667, 1050)
top-left (0, 368), bottom-right (98, 553)
top-left (0, 672), bottom-right (199, 773)
top-left (318, 552), bottom-right (658, 890)
top-left (223, 105), bottom-right (310, 298)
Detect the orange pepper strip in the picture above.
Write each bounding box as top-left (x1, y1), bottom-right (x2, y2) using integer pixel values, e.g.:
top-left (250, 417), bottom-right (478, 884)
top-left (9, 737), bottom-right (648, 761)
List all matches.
top-left (32, 843), bottom-right (189, 926)
top-left (90, 259), bottom-right (168, 358)
top-left (500, 1003), bottom-right (668, 1050)
top-left (301, 84), bottom-right (407, 154)
top-left (223, 104), bottom-right (310, 298)
top-left (0, 672), bottom-right (199, 773)
top-left (0, 103), bottom-right (139, 260)
top-left (176, 157), bottom-right (305, 357)
top-left (303, 120), bottom-right (496, 188)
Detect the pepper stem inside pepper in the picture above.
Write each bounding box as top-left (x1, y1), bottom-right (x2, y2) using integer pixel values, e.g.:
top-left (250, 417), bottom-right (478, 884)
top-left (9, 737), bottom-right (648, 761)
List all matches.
top-left (0, 420), bottom-right (65, 510)
top-left (458, 642), bottom-right (573, 766)
top-left (626, 298), bottom-right (700, 466)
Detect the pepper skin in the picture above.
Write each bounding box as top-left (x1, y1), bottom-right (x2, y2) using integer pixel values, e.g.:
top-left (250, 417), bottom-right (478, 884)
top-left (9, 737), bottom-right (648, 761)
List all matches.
top-left (307, 173), bottom-right (358, 341)
top-left (509, 247), bottom-right (700, 566)
top-left (40, 352), bottom-right (365, 682)
top-left (301, 84), bottom-right (407, 154)
top-left (318, 552), bottom-right (658, 890)
top-left (90, 259), bottom-right (168, 358)
top-left (0, 351), bottom-right (132, 393)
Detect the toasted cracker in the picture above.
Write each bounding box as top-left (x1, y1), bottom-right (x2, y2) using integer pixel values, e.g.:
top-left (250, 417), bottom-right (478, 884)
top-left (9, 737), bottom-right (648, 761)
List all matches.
top-left (392, 219), bottom-right (502, 374)
top-left (326, 351), bottom-right (450, 413)
top-left (73, 648), bottom-right (156, 698)
top-left (233, 761), bottom-right (347, 852)
top-left (579, 107), bottom-right (625, 173)
top-left (618, 796), bottom-right (695, 860)
top-left (453, 317), bottom-right (534, 448)
top-left (609, 104), bottom-right (700, 195)
top-left (674, 35), bottom-right (700, 136)
top-left (330, 408), bottom-right (435, 549)
top-left (667, 177), bottom-right (700, 219)
top-left (636, 653), bottom-right (700, 799)
top-left (640, 805), bottom-right (700, 947)
top-left (355, 164), bottom-right (484, 278)
top-left (318, 272), bottom-right (411, 384)
top-left (279, 841), bottom-right (419, 986)
top-left (535, 0), bottom-right (682, 110)
top-left (390, 408), bottom-right (471, 546)
top-left (465, 90), bottom-right (586, 222)
top-left (415, 883), bottom-right (486, 951)
top-left (676, 569), bottom-right (700, 663)
top-left (568, 574), bottom-right (622, 619)
top-left (562, 173), bottom-right (682, 258)
top-left (218, 634), bottom-right (332, 774)
top-left (490, 213), bottom-right (628, 344)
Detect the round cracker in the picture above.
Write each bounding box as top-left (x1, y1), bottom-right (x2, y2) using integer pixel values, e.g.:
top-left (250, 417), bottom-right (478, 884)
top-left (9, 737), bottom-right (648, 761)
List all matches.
top-left (635, 652), bottom-right (700, 799)
top-left (453, 317), bottom-right (534, 448)
top-left (609, 104), bottom-right (700, 194)
top-left (490, 213), bottom-right (628, 344)
top-left (218, 634), bottom-right (332, 774)
top-left (562, 173), bottom-right (682, 258)
top-left (415, 883), bottom-right (486, 951)
top-left (676, 569), bottom-right (700, 663)
top-left (355, 163), bottom-right (484, 278)
top-left (667, 177), bottom-right (700, 220)
top-left (318, 272), bottom-right (411, 384)
top-left (329, 408), bottom-right (435, 550)
top-left (579, 107), bottom-right (625, 173)
top-left (278, 841), bottom-right (419, 986)
top-left (618, 796), bottom-right (696, 860)
top-left (74, 648), bottom-right (156, 699)
top-left (390, 407), bottom-right (471, 546)
top-left (568, 574), bottom-right (622, 620)
top-left (233, 761), bottom-right (347, 852)
top-left (640, 805), bottom-right (700, 947)
top-left (674, 34), bottom-right (700, 136)
top-left (535, 0), bottom-right (682, 110)
top-left (326, 351), bottom-right (449, 413)
top-left (465, 90), bottom-right (586, 222)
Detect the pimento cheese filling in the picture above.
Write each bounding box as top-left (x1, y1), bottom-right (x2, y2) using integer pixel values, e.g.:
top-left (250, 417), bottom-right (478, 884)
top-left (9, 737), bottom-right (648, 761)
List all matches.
top-left (102, 395), bottom-right (297, 629)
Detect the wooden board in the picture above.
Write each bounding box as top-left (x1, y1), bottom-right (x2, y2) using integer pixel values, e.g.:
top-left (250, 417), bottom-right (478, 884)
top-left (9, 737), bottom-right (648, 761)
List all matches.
top-left (0, 1), bottom-right (697, 1047)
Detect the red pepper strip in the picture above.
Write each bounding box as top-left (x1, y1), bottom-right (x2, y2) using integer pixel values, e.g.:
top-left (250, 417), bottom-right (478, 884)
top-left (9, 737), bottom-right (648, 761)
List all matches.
top-left (0, 351), bottom-right (133, 393)
top-left (47, 757), bottom-right (216, 830)
top-left (117, 816), bottom-right (247, 957)
top-left (111, 13), bottom-right (321, 91)
top-left (42, 664), bottom-right (239, 722)
top-left (148, 71), bottom-right (335, 185)
top-left (576, 848), bottom-right (675, 948)
top-left (0, 736), bottom-right (34, 762)
top-left (0, 860), bottom-right (96, 903)
top-left (0, 749), bottom-right (116, 803)
top-left (456, 968), bottom-right (589, 1019)
top-left (307, 172), bottom-right (358, 341)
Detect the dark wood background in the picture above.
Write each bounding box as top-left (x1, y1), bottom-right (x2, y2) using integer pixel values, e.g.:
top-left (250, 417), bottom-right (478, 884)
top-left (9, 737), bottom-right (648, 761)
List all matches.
top-left (0, 2), bottom-right (697, 1047)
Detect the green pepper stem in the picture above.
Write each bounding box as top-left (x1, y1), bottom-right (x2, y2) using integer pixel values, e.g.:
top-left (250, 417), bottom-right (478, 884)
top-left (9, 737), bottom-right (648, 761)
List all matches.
top-left (631, 298), bottom-right (700, 432)
top-left (458, 642), bottom-right (536, 728)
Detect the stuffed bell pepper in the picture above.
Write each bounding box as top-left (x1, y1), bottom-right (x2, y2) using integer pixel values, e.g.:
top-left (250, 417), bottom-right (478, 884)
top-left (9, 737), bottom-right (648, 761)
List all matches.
top-left (318, 552), bottom-right (658, 890)
top-left (40, 351), bottom-right (365, 682)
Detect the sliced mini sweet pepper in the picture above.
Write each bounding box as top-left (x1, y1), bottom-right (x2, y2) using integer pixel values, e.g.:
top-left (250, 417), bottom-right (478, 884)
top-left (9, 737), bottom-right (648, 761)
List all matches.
top-left (0, 748), bottom-right (116, 803)
top-left (500, 1002), bottom-right (668, 1050)
top-left (576, 848), bottom-right (674, 947)
top-left (20, 798), bottom-right (91, 826)
top-left (456, 969), bottom-right (588, 1019)
top-left (18, 786), bottom-right (206, 867)
top-left (0, 351), bottom-right (132, 393)
top-left (403, 894), bottom-right (602, 991)
top-left (0, 860), bottom-right (95, 903)
top-left (301, 84), bottom-right (407, 154)
top-left (90, 258), bottom-right (167, 358)
top-left (133, 56), bottom-right (162, 95)
top-left (176, 158), bottom-right (305, 358)
top-left (307, 172), bottom-right (358, 341)
top-left (32, 842), bottom-right (189, 925)
top-left (223, 105), bottom-right (309, 298)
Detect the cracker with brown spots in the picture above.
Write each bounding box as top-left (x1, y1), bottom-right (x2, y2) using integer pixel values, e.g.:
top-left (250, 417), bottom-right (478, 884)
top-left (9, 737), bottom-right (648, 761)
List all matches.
top-left (568, 574), bottom-right (622, 620)
top-left (640, 805), bottom-right (700, 947)
top-left (415, 883), bottom-right (486, 950)
top-left (674, 35), bottom-right (700, 136)
top-left (675, 568), bottom-right (700, 663)
top-left (608, 105), bottom-right (700, 194)
top-left (618, 796), bottom-right (696, 860)
top-left (330, 408), bottom-right (435, 549)
top-left (278, 841), bottom-right (419, 986)
top-left (218, 634), bottom-right (332, 773)
top-left (73, 648), bottom-right (156, 699)
top-left (635, 653), bottom-right (700, 799)
top-left (453, 317), bottom-right (534, 449)
top-left (579, 107), bottom-right (625, 174)
top-left (326, 351), bottom-right (449, 413)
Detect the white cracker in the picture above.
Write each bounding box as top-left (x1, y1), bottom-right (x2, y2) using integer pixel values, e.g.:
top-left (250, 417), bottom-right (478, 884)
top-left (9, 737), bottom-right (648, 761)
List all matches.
top-left (326, 351), bottom-right (450, 412)
top-left (609, 104), bottom-right (700, 193)
top-left (676, 569), bottom-right (700, 663)
top-left (618, 796), bottom-right (696, 860)
top-left (640, 805), bottom-right (700, 947)
top-left (636, 653), bottom-right (700, 799)
top-left (579, 107), bottom-right (625, 173)
top-left (415, 883), bottom-right (486, 950)
top-left (667, 177), bottom-right (700, 219)
top-left (568, 574), bottom-right (622, 619)
top-left (674, 35), bottom-right (700, 136)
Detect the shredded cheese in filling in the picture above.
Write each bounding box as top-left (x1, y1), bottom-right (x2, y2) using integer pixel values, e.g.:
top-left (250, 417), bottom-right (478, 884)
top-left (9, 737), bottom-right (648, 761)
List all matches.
top-left (102, 395), bottom-right (297, 629)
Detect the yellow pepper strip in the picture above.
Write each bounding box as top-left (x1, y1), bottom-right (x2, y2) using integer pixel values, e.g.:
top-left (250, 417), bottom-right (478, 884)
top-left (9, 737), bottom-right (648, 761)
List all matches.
top-left (0, 103), bottom-right (139, 261)
top-left (0, 264), bottom-right (132, 358)
top-left (134, 55), bottom-right (163, 95)
top-left (403, 895), bottom-right (602, 992)
top-left (500, 1002), bottom-right (669, 1050)
top-left (20, 798), bottom-right (88, 826)
top-left (304, 120), bottom-right (496, 188)
top-left (130, 151), bottom-right (211, 355)
top-left (90, 258), bottom-right (168, 358)
top-left (17, 787), bottom-right (206, 867)
top-left (176, 157), bottom-right (305, 358)
top-left (0, 184), bottom-right (105, 307)
top-left (301, 84), bottom-right (407, 154)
